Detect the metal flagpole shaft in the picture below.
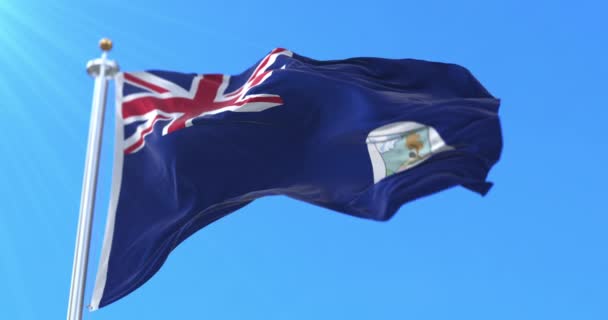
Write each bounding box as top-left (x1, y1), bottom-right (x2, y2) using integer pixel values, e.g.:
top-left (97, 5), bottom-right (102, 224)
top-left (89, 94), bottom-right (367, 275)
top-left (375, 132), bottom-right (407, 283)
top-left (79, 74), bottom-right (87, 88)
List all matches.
top-left (67, 38), bottom-right (119, 320)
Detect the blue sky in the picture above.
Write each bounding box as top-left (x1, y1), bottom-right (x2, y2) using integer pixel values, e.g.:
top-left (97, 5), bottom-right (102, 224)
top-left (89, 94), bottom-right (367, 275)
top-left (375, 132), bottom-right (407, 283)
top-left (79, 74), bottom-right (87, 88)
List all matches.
top-left (1, 0), bottom-right (607, 319)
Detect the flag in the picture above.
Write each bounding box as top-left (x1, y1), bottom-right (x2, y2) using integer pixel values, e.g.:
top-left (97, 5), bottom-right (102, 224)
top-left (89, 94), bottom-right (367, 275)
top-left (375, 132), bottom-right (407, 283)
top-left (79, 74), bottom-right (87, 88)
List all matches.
top-left (90, 48), bottom-right (502, 309)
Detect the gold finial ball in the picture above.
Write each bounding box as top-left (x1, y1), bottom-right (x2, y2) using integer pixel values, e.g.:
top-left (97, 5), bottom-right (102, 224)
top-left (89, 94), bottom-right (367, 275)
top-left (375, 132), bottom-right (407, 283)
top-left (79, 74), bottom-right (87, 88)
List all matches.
top-left (99, 38), bottom-right (113, 51)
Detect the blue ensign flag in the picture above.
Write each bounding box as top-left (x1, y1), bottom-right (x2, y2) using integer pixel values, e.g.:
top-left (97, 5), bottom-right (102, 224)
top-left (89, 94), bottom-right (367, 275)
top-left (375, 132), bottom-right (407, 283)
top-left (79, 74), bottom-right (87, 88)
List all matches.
top-left (90, 48), bottom-right (502, 309)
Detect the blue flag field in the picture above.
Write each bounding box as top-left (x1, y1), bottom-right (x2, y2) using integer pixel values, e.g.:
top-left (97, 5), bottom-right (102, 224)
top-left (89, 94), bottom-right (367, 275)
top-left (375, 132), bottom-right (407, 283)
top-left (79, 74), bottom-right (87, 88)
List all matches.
top-left (90, 48), bottom-right (502, 309)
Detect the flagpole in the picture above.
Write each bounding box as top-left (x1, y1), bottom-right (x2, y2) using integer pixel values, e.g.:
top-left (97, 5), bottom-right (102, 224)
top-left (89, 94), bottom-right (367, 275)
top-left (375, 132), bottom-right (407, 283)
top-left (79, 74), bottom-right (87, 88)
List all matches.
top-left (67, 38), bottom-right (119, 320)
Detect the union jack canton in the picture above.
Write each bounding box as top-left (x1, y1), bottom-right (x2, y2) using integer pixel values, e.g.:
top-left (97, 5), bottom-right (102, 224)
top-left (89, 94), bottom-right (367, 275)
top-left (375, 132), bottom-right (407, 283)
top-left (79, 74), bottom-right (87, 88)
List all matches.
top-left (121, 48), bottom-right (291, 154)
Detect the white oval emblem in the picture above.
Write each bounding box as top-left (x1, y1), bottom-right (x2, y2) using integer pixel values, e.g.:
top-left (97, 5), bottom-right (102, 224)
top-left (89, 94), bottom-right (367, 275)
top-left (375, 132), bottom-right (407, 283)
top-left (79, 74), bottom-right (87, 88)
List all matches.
top-left (366, 121), bottom-right (452, 183)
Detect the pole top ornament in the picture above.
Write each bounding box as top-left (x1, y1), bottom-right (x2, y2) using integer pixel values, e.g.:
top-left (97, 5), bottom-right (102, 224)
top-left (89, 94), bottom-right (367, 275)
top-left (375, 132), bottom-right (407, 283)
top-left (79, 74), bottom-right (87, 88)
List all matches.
top-left (99, 38), bottom-right (113, 51)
